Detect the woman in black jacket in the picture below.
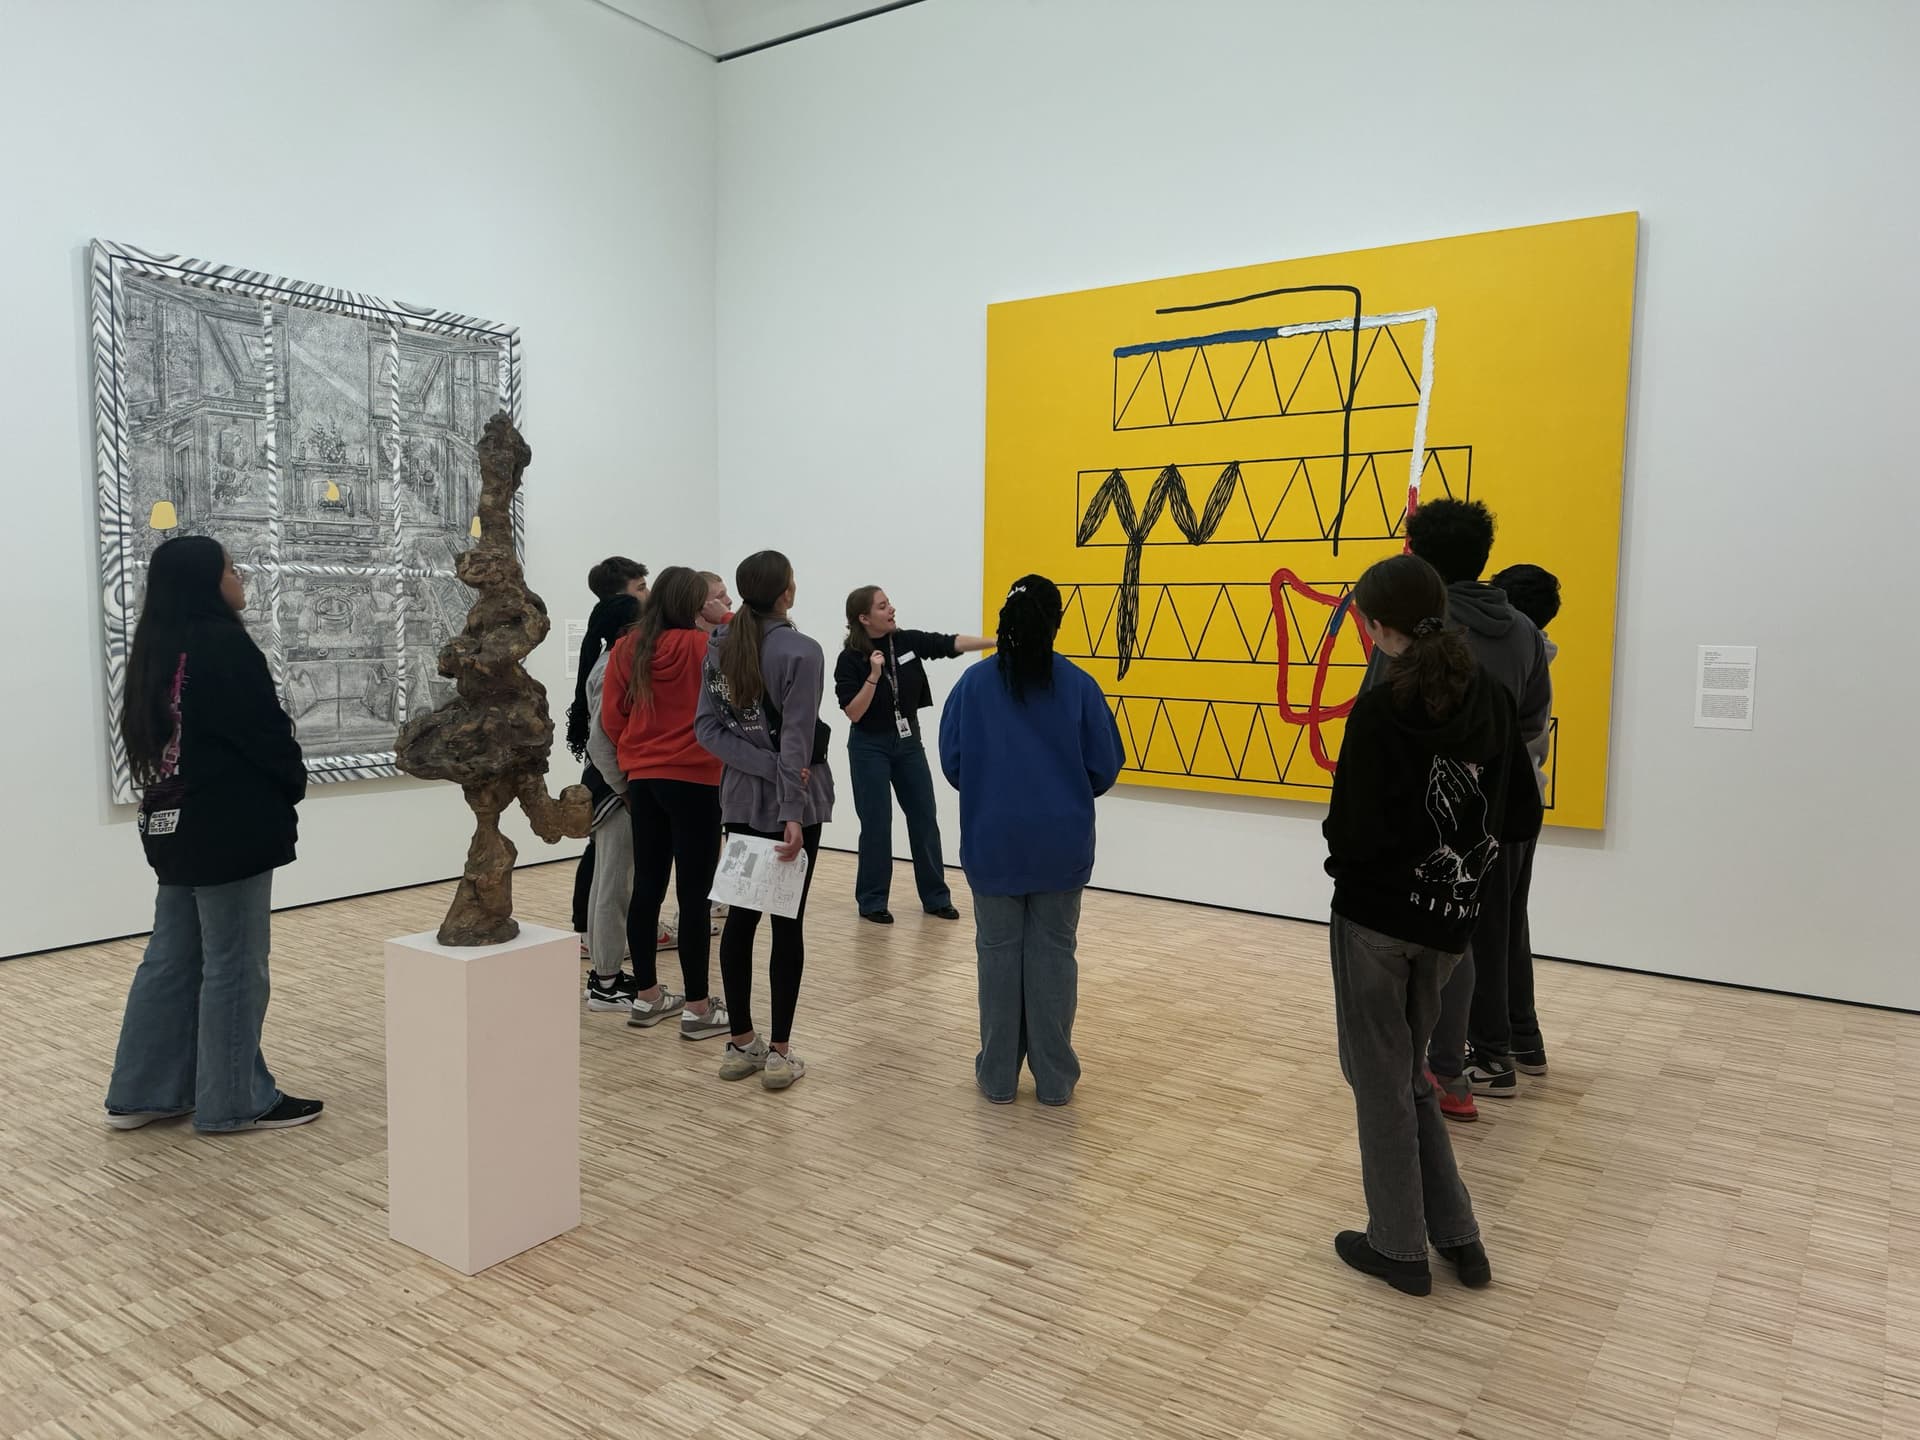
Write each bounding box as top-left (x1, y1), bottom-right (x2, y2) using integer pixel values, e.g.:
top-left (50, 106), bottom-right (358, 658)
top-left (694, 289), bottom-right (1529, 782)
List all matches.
top-left (104, 536), bottom-right (323, 1133)
top-left (1322, 553), bottom-right (1541, 1295)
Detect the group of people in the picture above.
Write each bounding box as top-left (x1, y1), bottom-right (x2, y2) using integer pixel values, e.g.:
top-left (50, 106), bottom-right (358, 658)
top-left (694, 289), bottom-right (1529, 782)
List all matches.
top-left (557, 550), bottom-right (1117, 1098)
top-left (1324, 499), bottom-right (1562, 1296)
top-left (99, 503), bottom-right (1561, 1302)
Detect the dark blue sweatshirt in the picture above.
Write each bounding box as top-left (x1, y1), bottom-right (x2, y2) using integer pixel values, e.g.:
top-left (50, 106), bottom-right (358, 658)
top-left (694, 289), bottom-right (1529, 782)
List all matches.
top-left (938, 654), bottom-right (1125, 896)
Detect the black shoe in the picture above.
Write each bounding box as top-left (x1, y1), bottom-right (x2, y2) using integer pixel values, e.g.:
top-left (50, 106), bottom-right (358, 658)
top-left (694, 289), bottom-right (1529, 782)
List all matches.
top-left (860, 910), bottom-right (895, 925)
top-left (585, 970), bottom-right (639, 1012)
top-left (925, 905), bottom-right (960, 921)
top-left (1513, 1048), bottom-right (1548, 1076)
top-left (240, 1096), bottom-right (324, 1131)
top-left (1464, 1047), bottom-right (1518, 1098)
top-left (1437, 1240), bottom-right (1492, 1288)
top-left (1334, 1231), bottom-right (1431, 1296)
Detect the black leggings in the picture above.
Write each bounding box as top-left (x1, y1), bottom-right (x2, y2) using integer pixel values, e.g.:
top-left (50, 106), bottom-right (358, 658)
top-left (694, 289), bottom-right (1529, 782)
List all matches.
top-left (571, 836), bottom-right (595, 934)
top-left (720, 823), bottom-right (821, 1045)
top-left (627, 779), bottom-right (722, 1000)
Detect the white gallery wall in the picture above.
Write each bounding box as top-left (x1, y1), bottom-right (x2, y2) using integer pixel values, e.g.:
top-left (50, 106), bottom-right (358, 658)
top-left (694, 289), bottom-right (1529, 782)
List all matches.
top-left (0, 0), bottom-right (715, 958)
top-left (715, 0), bottom-right (1920, 1007)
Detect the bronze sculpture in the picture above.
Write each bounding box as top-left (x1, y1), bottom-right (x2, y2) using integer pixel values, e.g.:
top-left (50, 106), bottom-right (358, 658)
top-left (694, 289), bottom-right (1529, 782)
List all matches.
top-left (396, 413), bottom-right (592, 945)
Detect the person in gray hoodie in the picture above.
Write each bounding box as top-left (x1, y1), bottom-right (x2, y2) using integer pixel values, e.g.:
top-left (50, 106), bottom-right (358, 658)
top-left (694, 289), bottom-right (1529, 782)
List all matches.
top-left (1360, 501), bottom-right (1553, 1107)
top-left (694, 550), bottom-right (835, 1092)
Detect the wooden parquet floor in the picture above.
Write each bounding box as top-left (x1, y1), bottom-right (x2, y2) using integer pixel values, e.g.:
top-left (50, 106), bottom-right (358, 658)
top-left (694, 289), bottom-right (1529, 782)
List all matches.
top-left (2, 851), bottom-right (1916, 1439)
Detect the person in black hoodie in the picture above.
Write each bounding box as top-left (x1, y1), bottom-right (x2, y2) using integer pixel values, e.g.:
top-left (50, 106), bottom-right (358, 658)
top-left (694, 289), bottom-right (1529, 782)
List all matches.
top-left (104, 536), bottom-right (323, 1133)
top-left (1325, 553), bottom-right (1542, 1295)
top-left (1362, 499), bottom-right (1554, 1108)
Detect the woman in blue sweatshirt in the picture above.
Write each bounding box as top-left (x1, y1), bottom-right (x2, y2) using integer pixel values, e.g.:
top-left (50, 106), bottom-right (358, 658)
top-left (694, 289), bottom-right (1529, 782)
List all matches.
top-left (939, 575), bottom-right (1125, 1106)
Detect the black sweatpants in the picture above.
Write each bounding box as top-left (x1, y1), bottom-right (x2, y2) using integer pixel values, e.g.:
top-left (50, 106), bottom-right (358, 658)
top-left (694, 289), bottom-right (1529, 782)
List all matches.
top-left (627, 779), bottom-right (722, 1001)
top-left (719, 823), bottom-right (821, 1045)
top-left (1466, 838), bottom-right (1542, 1057)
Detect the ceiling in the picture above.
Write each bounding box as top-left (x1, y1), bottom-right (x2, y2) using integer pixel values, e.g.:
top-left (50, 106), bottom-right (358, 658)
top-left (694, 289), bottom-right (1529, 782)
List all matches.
top-left (595, 0), bottom-right (914, 59)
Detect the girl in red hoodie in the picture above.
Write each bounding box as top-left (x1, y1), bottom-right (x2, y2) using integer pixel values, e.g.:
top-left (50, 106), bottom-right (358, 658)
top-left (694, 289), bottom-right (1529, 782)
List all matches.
top-left (601, 567), bottom-right (728, 1039)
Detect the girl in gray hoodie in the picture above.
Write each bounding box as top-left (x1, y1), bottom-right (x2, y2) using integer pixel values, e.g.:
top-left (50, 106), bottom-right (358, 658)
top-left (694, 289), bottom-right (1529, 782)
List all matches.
top-left (694, 550), bottom-right (835, 1091)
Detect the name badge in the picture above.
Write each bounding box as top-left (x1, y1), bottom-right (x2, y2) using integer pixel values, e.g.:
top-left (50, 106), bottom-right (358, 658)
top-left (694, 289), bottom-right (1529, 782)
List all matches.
top-left (896, 713), bottom-right (914, 739)
top-left (897, 650), bottom-right (917, 665)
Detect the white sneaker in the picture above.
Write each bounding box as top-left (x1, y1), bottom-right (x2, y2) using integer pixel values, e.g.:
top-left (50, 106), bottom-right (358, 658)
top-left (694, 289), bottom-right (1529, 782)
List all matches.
top-left (656, 919), bottom-right (679, 951)
top-left (719, 1036), bottom-right (769, 1081)
top-left (763, 1049), bottom-right (807, 1091)
top-left (680, 998), bottom-right (730, 1041)
top-left (104, 1107), bottom-right (193, 1130)
top-left (627, 988), bottom-right (686, 1028)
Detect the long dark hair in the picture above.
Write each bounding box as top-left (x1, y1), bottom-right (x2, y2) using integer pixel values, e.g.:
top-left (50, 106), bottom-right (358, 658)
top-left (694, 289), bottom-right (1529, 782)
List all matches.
top-left (995, 574), bottom-right (1063, 702)
top-left (720, 550), bottom-right (794, 710)
top-left (123, 536), bottom-right (243, 785)
top-left (565, 591), bottom-right (642, 759)
top-left (843, 585), bottom-right (881, 654)
top-left (1353, 553), bottom-right (1475, 721)
top-left (625, 566), bottom-right (708, 710)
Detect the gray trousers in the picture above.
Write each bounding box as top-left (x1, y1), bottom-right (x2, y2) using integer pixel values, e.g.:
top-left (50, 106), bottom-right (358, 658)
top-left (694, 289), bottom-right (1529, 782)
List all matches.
top-left (974, 890), bottom-right (1083, 1104)
top-left (586, 805), bottom-right (634, 979)
top-left (1330, 915), bottom-right (1480, 1261)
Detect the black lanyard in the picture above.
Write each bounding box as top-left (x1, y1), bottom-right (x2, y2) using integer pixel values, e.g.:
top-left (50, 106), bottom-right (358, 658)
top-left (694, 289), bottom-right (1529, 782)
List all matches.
top-left (886, 637), bottom-right (903, 720)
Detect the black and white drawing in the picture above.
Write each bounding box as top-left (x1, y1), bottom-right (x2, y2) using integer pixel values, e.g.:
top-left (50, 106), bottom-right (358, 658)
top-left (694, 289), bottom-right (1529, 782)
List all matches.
top-left (88, 241), bottom-right (522, 802)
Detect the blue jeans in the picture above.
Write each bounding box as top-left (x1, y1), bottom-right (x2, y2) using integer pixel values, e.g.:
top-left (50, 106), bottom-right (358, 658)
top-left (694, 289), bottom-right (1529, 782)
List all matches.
top-left (973, 889), bottom-right (1083, 1104)
top-left (105, 872), bottom-right (282, 1131)
top-left (848, 726), bottom-right (952, 914)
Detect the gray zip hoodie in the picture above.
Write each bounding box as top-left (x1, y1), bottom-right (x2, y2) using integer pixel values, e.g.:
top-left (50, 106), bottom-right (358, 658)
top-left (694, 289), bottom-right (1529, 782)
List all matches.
top-left (694, 618), bottom-right (836, 831)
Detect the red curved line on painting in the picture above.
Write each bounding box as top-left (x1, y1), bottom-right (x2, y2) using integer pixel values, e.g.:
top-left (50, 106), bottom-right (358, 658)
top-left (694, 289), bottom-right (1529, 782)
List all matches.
top-left (1270, 569), bottom-right (1374, 774)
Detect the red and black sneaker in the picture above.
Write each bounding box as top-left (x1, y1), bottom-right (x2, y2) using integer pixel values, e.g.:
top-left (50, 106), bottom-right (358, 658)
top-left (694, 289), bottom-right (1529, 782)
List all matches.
top-left (1428, 1068), bottom-right (1478, 1123)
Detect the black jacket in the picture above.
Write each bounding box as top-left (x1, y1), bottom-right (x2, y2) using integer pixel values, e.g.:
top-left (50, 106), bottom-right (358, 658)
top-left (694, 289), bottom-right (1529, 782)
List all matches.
top-left (1324, 666), bottom-right (1541, 953)
top-left (137, 620), bottom-right (306, 887)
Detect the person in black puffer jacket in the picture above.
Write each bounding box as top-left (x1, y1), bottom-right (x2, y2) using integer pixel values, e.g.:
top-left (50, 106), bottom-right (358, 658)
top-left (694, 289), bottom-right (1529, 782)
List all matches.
top-left (104, 535), bottom-right (323, 1134)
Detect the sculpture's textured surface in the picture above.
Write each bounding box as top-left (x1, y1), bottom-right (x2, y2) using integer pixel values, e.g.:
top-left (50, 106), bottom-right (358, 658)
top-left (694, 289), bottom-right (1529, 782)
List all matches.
top-left (395, 413), bottom-right (591, 945)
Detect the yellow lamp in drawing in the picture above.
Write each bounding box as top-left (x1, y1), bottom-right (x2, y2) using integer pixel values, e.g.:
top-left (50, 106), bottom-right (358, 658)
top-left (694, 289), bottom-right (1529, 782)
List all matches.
top-left (148, 499), bottom-right (178, 531)
top-left (469, 514), bottom-right (482, 538)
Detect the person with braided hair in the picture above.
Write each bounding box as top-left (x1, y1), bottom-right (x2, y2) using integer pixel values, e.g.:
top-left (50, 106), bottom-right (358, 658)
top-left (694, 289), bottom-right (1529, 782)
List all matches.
top-left (1323, 553), bottom-right (1541, 1296)
top-left (938, 575), bottom-right (1124, 1107)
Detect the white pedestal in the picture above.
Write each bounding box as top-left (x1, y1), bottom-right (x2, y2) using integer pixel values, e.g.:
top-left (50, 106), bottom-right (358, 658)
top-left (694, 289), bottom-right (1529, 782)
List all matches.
top-left (385, 922), bottom-right (580, 1275)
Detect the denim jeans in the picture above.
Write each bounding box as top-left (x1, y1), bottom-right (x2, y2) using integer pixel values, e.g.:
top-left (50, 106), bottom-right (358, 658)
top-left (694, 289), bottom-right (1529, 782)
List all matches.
top-left (973, 889), bottom-right (1082, 1104)
top-left (848, 726), bottom-right (952, 914)
top-left (105, 872), bottom-right (282, 1132)
top-left (1329, 915), bottom-right (1480, 1261)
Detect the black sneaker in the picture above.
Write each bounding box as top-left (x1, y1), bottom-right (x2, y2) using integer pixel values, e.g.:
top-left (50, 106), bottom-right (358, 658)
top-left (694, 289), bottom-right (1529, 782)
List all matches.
top-left (235, 1096), bottom-right (324, 1131)
top-left (1437, 1240), bottom-right (1493, 1288)
top-left (1513, 1048), bottom-right (1549, 1076)
top-left (860, 910), bottom-right (895, 925)
top-left (585, 970), bottom-right (640, 1011)
top-left (1334, 1231), bottom-right (1431, 1296)
top-left (925, 905), bottom-right (960, 921)
top-left (1464, 1048), bottom-right (1518, 1098)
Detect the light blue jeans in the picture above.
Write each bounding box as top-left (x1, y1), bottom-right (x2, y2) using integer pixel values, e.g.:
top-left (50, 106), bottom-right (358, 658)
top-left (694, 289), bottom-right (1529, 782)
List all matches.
top-left (973, 889), bottom-right (1083, 1105)
top-left (105, 872), bottom-right (282, 1131)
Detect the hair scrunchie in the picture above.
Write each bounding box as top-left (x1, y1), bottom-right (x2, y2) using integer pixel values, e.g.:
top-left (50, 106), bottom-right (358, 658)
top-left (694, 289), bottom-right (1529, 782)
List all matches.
top-left (1414, 616), bottom-right (1445, 638)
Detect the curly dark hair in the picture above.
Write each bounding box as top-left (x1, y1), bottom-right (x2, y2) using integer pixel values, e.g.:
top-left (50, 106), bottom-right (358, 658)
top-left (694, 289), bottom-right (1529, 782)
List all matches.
top-left (1405, 499), bottom-right (1495, 584)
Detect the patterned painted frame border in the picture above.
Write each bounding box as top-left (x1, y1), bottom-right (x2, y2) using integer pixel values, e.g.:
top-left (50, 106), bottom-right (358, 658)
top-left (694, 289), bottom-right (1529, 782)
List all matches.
top-left (87, 239), bottom-right (524, 804)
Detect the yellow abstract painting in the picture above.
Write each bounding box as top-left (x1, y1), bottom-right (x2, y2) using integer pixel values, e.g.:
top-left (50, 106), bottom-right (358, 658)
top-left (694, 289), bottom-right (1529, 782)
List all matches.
top-left (983, 213), bottom-right (1637, 829)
